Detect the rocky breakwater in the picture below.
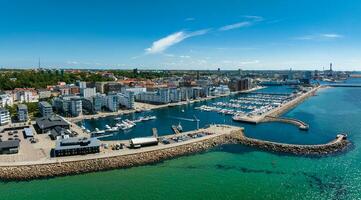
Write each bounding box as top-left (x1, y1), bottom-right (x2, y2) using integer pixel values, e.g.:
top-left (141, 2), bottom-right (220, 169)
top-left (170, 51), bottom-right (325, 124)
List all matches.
top-left (0, 129), bottom-right (243, 181)
top-left (238, 133), bottom-right (351, 156)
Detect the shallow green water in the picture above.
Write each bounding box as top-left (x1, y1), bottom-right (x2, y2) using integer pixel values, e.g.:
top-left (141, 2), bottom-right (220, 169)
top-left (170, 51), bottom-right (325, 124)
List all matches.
top-left (1, 86), bottom-right (361, 200)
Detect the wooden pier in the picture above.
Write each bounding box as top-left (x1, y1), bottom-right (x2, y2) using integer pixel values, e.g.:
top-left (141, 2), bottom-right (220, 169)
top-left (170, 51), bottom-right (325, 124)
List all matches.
top-left (171, 125), bottom-right (180, 134)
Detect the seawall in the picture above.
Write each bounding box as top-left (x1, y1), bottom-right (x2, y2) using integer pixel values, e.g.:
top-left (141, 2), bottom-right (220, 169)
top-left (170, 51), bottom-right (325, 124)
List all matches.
top-left (0, 130), bottom-right (242, 181)
top-left (0, 124), bottom-right (351, 181)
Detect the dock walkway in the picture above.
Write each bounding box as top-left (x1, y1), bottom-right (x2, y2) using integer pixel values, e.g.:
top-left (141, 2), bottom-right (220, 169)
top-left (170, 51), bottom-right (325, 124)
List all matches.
top-left (233, 86), bottom-right (320, 124)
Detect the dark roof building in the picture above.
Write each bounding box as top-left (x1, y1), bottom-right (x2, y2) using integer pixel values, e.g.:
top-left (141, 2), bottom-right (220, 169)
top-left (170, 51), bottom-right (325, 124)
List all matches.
top-left (49, 126), bottom-right (72, 140)
top-left (35, 115), bottom-right (70, 134)
top-left (0, 140), bottom-right (20, 154)
top-left (53, 137), bottom-right (100, 157)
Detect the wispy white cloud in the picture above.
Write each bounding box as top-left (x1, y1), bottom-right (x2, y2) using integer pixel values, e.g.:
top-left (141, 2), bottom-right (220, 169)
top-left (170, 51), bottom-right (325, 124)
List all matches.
top-left (219, 21), bottom-right (252, 31)
top-left (243, 15), bottom-right (264, 22)
top-left (294, 33), bottom-right (344, 40)
top-left (179, 55), bottom-right (191, 58)
top-left (145, 29), bottom-right (210, 54)
top-left (66, 61), bottom-right (79, 65)
top-left (219, 15), bottom-right (263, 31)
top-left (222, 59), bottom-right (260, 66)
top-left (320, 33), bottom-right (343, 39)
top-left (145, 15), bottom-right (264, 54)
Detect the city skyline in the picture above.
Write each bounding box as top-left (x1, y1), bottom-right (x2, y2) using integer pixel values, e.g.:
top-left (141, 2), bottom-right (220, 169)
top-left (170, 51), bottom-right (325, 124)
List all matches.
top-left (0, 0), bottom-right (360, 70)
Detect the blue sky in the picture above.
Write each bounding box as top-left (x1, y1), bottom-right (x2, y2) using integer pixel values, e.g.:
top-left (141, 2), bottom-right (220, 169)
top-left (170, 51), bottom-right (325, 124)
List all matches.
top-left (0, 0), bottom-right (360, 70)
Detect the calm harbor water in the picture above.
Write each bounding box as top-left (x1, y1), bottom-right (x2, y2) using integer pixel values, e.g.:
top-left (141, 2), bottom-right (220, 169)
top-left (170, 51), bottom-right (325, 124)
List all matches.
top-left (1, 82), bottom-right (361, 200)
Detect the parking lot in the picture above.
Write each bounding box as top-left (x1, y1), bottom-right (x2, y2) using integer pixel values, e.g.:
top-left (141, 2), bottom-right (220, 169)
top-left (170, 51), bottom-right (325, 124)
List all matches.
top-left (0, 125), bottom-right (50, 163)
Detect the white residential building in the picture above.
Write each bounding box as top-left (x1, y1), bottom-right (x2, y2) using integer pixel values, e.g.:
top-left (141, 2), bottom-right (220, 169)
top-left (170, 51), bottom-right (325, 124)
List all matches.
top-left (52, 96), bottom-right (82, 117)
top-left (39, 101), bottom-right (54, 117)
top-left (17, 104), bottom-right (28, 122)
top-left (169, 88), bottom-right (181, 102)
top-left (0, 108), bottom-right (10, 125)
top-left (14, 88), bottom-right (39, 103)
top-left (117, 92), bottom-right (135, 109)
top-left (0, 93), bottom-right (14, 107)
top-left (121, 87), bottom-right (147, 95)
top-left (105, 94), bottom-right (119, 112)
top-left (80, 88), bottom-right (96, 98)
top-left (135, 88), bottom-right (170, 104)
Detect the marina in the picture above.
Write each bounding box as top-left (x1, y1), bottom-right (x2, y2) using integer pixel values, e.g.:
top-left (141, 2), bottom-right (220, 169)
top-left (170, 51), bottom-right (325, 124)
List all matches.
top-left (75, 85), bottom-right (326, 145)
top-left (88, 115), bottom-right (157, 137)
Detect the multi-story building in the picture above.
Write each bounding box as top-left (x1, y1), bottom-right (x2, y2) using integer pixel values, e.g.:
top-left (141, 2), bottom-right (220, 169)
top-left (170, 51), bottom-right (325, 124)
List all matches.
top-left (93, 94), bottom-right (105, 112)
top-left (81, 93), bottom-right (107, 114)
top-left (104, 82), bottom-right (123, 94)
top-left (39, 101), bottom-right (54, 117)
top-left (180, 87), bottom-right (191, 101)
top-left (169, 88), bottom-right (181, 102)
top-left (76, 81), bottom-right (87, 89)
top-left (81, 98), bottom-right (95, 114)
top-left (158, 88), bottom-right (170, 103)
top-left (69, 97), bottom-right (82, 117)
top-left (68, 85), bottom-right (80, 95)
top-left (0, 93), bottom-right (14, 107)
top-left (105, 94), bottom-right (119, 112)
top-left (117, 92), bottom-right (135, 109)
top-left (58, 87), bottom-right (70, 96)
top-left (192, 87), bottom-right (202, 99)
top-left (230, 78), bottom-right (253, 91)
top-left (52, 96), bottom-right (82, 117)
top-left (121, 87), bottom-right (147, 95)
top-left (53, 137), bottom-right (100, 157)
top-left (135, 88), bottom-right (170, 104)
top-left (14, 88), bottom-right (39, 103)
top-left (0, 108), bottom-right (10, 125)
top-left (80, 88), bottom-right (96, 98)
top-left (217, 85), bottom-right (231, 95)
top-left (37, 89), bottom-right (52, 99)
top-left (196, 79), bottom-right (210, 87)
top-left (17, 104), bottom-right (28, 122)
top-left (95, 82), bottom-right (106, 94)
top-left (200, 86), bottom-right (210, 97)
top-left (56, 85), bottom-right (80, 96)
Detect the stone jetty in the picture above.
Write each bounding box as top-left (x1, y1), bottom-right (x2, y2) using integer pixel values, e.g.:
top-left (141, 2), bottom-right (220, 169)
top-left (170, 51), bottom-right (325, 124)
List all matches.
top-left (238, 133), bottom-right (350, 156)
top-left (0, 127), bottom-right (242, 181)
top-left (0, 125), bottom-right (351, 181)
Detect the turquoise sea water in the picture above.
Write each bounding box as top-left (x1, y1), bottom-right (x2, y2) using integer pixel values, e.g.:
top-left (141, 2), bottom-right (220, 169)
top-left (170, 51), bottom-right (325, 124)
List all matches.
top-left (1, 84), bottom-right (361, 199)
